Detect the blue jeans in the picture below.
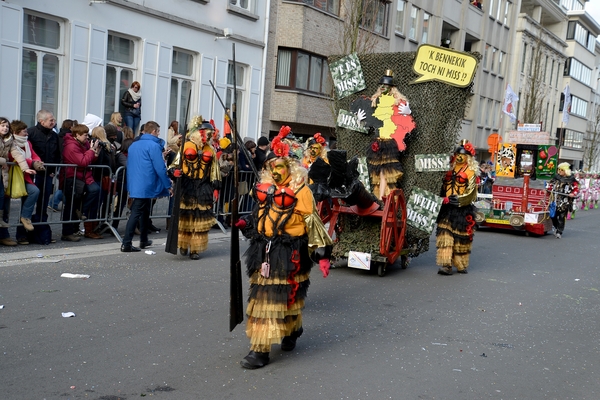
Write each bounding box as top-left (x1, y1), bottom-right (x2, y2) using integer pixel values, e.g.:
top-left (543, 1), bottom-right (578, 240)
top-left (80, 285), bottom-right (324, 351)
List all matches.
top-left (124, 112), bottom-right (141, 135)
top-left (50, 189), bottom-right (63, 208)
top-left (21, 183), bottom-right (40, 219)
top-left (123, 198), bottom-right (150, 246)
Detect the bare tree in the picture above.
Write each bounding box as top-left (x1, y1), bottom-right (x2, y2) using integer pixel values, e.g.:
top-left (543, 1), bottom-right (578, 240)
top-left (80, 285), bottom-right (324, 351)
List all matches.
top-left (520, 36), bottom-right (549, 125)
top-left (337, 0), bottom-right (386, 55)
top-left (583, 104), bottom-right (600, 171)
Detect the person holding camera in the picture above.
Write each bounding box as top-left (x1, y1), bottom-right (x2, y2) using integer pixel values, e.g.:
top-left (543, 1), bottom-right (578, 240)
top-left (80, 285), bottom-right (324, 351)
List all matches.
top-left (60, 124), bottom-right (101, 242)
top-left (89, 126), bottom-right (117, 238)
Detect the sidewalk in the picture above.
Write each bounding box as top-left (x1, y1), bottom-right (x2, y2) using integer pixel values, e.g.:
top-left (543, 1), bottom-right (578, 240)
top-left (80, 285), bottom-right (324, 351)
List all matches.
top-left (0, 228), bottom-right (232, 265)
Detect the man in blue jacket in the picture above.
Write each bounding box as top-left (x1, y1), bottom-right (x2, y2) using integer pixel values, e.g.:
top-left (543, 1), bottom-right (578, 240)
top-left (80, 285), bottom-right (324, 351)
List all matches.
top-left (121, 121), bottom-right (172, 252)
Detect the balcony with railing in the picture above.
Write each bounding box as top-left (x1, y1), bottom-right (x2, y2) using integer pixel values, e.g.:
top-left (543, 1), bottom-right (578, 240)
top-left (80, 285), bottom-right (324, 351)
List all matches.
top-left (520, 0), bottom-right (568, 24)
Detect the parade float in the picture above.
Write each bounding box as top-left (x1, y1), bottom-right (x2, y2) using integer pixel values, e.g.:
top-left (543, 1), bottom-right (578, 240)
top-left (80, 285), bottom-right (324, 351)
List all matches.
top-left (474, 128), bottom-right (558, 236)
top-left (319, 46), bottom-right (479, 275)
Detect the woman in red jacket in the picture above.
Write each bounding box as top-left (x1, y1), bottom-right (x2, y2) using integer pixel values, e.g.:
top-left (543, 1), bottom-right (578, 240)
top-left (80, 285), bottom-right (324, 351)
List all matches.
top-left (60, 124), bottom-right (101, 242)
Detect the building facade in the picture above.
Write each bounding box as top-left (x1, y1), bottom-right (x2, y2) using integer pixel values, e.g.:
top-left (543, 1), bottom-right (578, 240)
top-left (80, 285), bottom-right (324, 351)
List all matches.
top-left (0, 0), bottom-right (268, 140)
top-left (507, 0), bottom-right (599, 169)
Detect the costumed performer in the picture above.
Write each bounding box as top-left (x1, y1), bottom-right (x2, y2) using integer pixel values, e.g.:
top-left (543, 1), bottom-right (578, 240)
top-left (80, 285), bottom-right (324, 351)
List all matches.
top-left (436, 139), bottom-right (478, 275)
top-left (171, 117), bottom-right (221, 259)
top-left (546, 162), bottom-right (579, 239)
top-left (302, 132), bottom-right (328, 170)
top-left (236, 125), bottom-right (333, 369)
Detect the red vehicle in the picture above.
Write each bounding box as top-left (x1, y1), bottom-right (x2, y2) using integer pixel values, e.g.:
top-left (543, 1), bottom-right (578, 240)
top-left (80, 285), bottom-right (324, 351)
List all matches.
top-left (475, 175), bottom-right (552, 236)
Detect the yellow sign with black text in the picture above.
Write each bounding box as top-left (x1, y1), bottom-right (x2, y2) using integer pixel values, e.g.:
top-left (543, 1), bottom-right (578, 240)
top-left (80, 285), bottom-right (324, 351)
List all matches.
top-left (412, 45), bottom-right (478, 88)
top-left (484, 219), bottom-right (510, 225)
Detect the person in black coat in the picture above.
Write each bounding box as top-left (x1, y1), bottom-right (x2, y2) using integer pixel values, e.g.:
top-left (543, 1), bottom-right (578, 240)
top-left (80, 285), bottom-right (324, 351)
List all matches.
top-left (121, 81), bottom-right (142, 135)
top-left (27, 110), bottom-right (61, 243)
top-left (254, 136), bottom-right (269, 171)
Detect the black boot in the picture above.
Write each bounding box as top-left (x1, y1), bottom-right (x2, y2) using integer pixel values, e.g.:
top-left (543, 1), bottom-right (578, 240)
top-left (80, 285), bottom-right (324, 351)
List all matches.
top-left (437, 266), bottom-right (453, 275)
top-left (281, 327), bottom-right (304, 351)
top-left (240, 351), bottom-right (270, 369)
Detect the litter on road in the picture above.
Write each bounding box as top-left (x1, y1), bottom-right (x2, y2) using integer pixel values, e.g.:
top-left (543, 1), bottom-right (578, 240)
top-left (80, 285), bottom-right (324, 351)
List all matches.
top-left (61, 273), bottom-right (90, 279)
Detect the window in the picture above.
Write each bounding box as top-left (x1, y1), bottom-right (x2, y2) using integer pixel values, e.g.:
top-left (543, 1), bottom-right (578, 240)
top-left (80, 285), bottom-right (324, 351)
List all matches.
top-left (482, 44), bottom-right (490, 70)
top-left (570, 95), bottom-right (587, 118)
top-left (561, 0), bottom-right (584, 11)
top-left (543, 55), bottom-right (548, 81)
top-left (169, 49), bottom-right (194, 130)
top-left (565, 57), bottom-right (592, 86)
top-left (544, 103), bottom-right (549, 133)
top-left (230, 0), bottom-right (254, 13)
top-left (226, 62), bottom-right (246, 115)
top-left (360, 0), bottom-right (389, 36)
top-left (490, 47), bottom-right (497, 72)
top-left (567, 21), bottom-right (596, 52)
top-left (408, 5), bottom-right (418, 40)
top-left (421, 12), bottom-right (431, 44)
top-left (293, 0), bottom-right (340, 15)
top-left (498, 51), bottom-right (506, 76)
top-left (549, 59), bottom-right (554, 86)
top-left (496, 0), bottom-right (502, 20)
top-left (395, 0), bottom-right (406, 34)
top-left (276, 48), bottom-right (332, 96)
top-left (20, 12), bottom-right (62, 127)
top-left (562, 129), bottom-right (583, 149)
top-left (488, 0), bottom-right (496, 19)
top-left (107, 34), bottom-right (134, 64)
top-left (477, 96), bottom-right (485, 125)
top-left (104, 33), bottom-right (136, 125)
top-left (528, 46), bottom-right (534, 77)
top-left (503, 1), bottom-right (511, 26)
top-left (492, 101), bottom-right (500, 127)
top-left (23, 13), bottom-right (60, 49)
top-left (521, 43), bottom-right (527, 73)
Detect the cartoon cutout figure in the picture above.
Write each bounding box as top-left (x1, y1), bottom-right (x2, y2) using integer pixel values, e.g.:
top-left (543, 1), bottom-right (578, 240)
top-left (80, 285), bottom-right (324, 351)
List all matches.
top-left (351, 70), bottom-right (415, 151)
top-left (369, 70), bottom-right (416, 151)
top-left (496, 144), bottom-right (516, 177)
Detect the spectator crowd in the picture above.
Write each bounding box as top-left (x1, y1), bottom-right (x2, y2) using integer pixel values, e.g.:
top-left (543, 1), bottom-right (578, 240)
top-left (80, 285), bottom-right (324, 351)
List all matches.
top-left (0, 106), bottom-right (275, 249)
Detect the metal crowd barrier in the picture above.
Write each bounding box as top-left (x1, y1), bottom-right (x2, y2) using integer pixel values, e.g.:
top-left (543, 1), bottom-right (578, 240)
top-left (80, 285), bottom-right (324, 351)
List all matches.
top-left (1, 162), bottom-right (257, 243)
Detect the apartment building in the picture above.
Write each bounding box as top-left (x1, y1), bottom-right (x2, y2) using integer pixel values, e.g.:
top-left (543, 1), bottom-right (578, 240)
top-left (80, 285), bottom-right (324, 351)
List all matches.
top-left (505, 0), bottom-right (599, 169)
top-left (586, 40), bottom-right (600, 171)
top-left (0, 0), bottom-right (268, 140)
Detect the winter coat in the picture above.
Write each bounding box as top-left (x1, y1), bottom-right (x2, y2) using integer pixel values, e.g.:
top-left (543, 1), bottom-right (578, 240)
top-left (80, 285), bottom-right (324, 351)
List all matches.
top-left (1, 134), bottom-right (30, 187)
top-left (27, 123), bottom-right (61, 174)
top-left (126, 134), bottom-right (171, 199)
top-left (92, 141), bottom-right (116, 183)
top-left (8, 140), bottom-right (41, 185)
top-left (62, 134), bottom-right (97, 185)
top-left (121, 91), bottom-right (141, 116)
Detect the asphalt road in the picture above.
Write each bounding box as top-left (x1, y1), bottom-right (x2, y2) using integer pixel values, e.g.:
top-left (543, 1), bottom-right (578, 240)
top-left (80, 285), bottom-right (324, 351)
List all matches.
top-left (1, 211), bottom-right (599, 400)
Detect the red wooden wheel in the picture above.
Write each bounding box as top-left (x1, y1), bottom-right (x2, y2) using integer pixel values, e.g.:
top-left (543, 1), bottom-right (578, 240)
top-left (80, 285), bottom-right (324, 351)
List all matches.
top-left (379, 189), bottom-right (407, 265)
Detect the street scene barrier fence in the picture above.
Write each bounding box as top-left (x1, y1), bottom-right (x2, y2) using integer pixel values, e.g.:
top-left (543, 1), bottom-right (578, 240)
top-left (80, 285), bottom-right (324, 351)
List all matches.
top-left (2, 162), bottom-right (256, 243)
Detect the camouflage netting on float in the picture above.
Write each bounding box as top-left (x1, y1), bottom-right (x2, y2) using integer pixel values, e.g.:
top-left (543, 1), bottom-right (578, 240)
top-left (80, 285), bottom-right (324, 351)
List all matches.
top-left (329, 51), bottom-right (479, 260)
